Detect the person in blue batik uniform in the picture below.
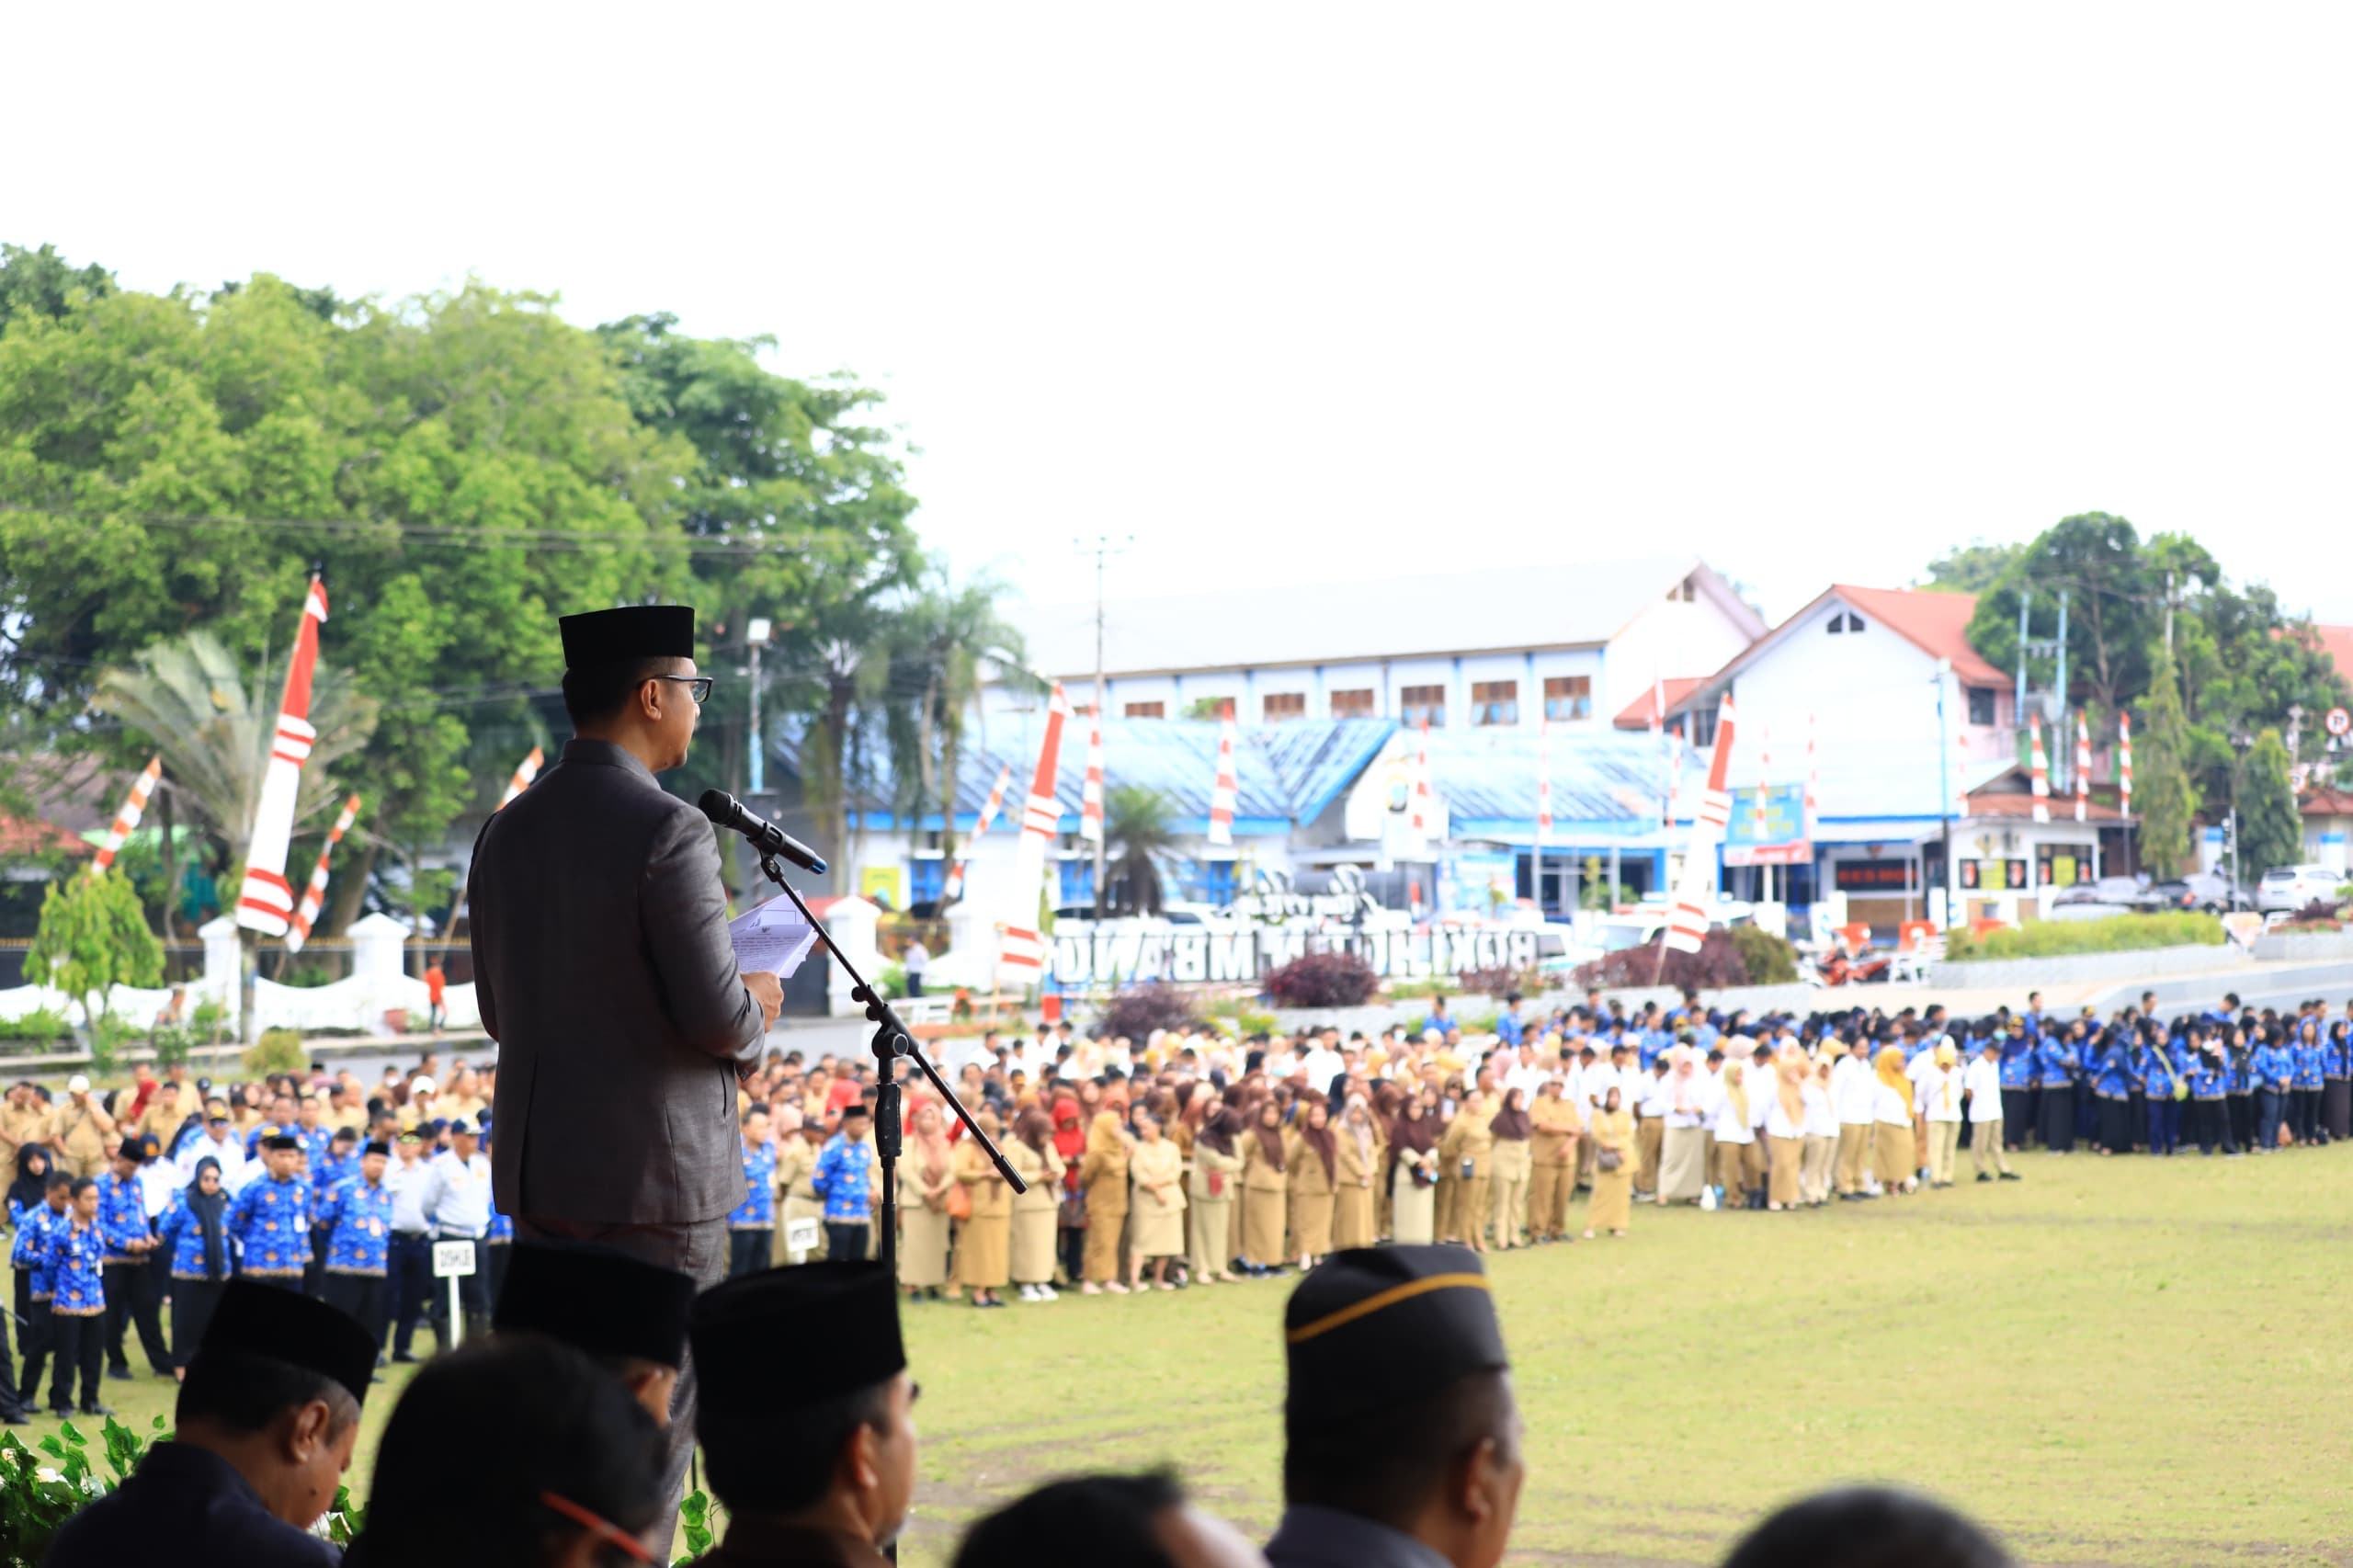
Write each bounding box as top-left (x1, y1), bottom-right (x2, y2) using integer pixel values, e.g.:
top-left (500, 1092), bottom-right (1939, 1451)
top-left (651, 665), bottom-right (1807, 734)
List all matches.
top-left (157, 1155), bottom-right (233, 1374)
top-left (813, 1104), bottom-right (877, 1262)
top-left (2187, 1028), bottom-right (2234, 1156)
top-left (2250, 1028), bottom-right (2293, 1153)
top-left (2289, 1020), bottom-right (2325, 1146)
top-left (2035, 1029), bottom-right (2078, 1153)
top-left (229, 1134), bottom-right (312, 1286)
top-left (45, 1177), bottom-right (111, 1416)
top-left (728, 1107), bottom-right (779, 1279)
top-left (2091, 1033), bottom-right (2134, 1154)
top-left (2224, 1024), bottom-right (2257, 1153)
top-left (306, 1126), bottom-right (358, 1295)
top-left (9, 1168), bottom-right (69, 1417)
top-left (317, 1140), bottom-right (394, 1362)
top-left (2324, 1018), bottom-right (2351, 1144)
top-left (97, 1138), bottom-right (171, 1380)
top-left (2136, 1032), bottom-right (2180, 1156)
top-left (1996, 1025), bottom-right (2035, 1150)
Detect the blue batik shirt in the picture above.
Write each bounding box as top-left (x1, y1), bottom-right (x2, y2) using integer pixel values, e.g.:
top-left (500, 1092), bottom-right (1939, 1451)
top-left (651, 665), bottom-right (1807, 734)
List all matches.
top-left (1997, 1036), bottom-right (2035, 1089)
top-left (812, 1135), bottom-right (874, 1223)
top-left (2135, 1046), bottom-right (2177, 1099)
top-left (45, 1216), bottom-right (107, 1316)
top-left (731, 1141), bottom-right (779, 1230)
top-left (2290, 1038), bottom-right (2324, 1090)
top-left (318, 1176), bottom-right (392, 1276)
top-left (95, 1170), bottom-right (150, 1264)
top-left (2326, 1028), bottom-right (2352, 1080)
top-left (2036, 1039), bottom-right (2078, 1090)
top-left (228, 1172), bottom-right (312, 1278)
top-left (2251, 1043), bottom-right (2294, 1092)
top-left (155, 1189), bottom-right (229, 1282)
top-left (311, 1147), bottom-right (357, 1208)
top-left (11, 1201), bottom-right (60, 1299)
top-left (2093, 1046), bottom-right (2131, 1099)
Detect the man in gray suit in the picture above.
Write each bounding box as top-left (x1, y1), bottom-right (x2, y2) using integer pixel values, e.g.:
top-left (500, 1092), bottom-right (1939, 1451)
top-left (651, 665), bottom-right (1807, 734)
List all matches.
top-left (467, 603), bottom-right (783, 1537)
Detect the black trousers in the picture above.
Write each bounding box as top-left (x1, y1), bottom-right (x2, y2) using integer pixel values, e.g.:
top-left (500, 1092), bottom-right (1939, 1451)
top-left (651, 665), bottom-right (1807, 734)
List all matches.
top-left (2003, 1088), bottom-right (2036, 1148)
top-left (48, 1312), bottom-right (103, 1412)
top-left (2228, 1093), bottom-right (2255, 1151)
top-left (0, 1283), bottom-right (20, 1416)
top-left (484, 1241), bottom-right (511, 1311)
top-left (302, 1226), bottom-right (330, 1296)
top-left (388, 1233), bottom-right (432, 1354)
top-left (728, 1229), bottom-right (774, 1279)
top-left (15, 1278), bottom-right (48, 1408)
top-left (320, 1274), bottom-right (389, 1353)
top-left (2293, 1088), bottom-right (2321, 1142)
top-left (824, 1222), bottom-right (870, 1263)
top-left (104, 1261), bottom-right (171, 1374)
top-left (171, 1278), bottom-right (224, 1367)
top-left (2038, 1088), bottom-right (2075, 1152)
top-left (2097, 1097), bottom-right (2135, 1155)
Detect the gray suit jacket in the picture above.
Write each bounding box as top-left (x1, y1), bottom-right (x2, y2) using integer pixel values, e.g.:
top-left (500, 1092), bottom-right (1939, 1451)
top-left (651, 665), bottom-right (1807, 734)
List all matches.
top-left (469, 738), bottom-right (763, 1225)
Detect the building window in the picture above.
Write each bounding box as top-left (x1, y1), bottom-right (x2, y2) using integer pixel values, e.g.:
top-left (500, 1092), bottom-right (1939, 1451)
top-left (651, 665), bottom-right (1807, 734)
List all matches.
top-left (1826, 610), bottom-right (1868, 634)
top-left (1400, 685), bottom-right (1447, 728)
top-left (1263, 692), bottom-right (1306, 722)
top-left (1330, 687), bottom-right (1376, 719)
top-left (1471, 680), bottom-right (1518, 726)
top-left (1124, 701), bottom-right (1165, 719)
top-left (1057, 859), bottom-right (1096, 908)
top-left (1542, 676), bottom-right (1591, 722)
top-left (1967, 687), bottom-right (1995, 726)
top-left (1669, 576), bottom-right (1696, 603)
top-left (910, 858), bottom-right (945, 906)
top-left (1689, 701), bottom-right (1721, 749)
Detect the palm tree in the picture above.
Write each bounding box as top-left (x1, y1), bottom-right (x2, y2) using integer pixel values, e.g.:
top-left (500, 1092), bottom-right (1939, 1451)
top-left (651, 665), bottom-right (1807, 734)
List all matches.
top-left (1102, 785), bottom-right (1177, 915)
top-left (94, 631), bottom-right (378, 1035)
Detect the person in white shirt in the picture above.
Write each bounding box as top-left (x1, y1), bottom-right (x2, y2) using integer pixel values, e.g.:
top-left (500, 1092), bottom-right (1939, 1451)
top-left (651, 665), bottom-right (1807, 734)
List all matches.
top-left (418, 1119), bottom-right (494, 1349)
top-left (1870, 1047), bottom-right (1920, 1197)
top-left (1655, 1049), bottom-right (1712, 1205)
top-left (1710, 1059), bottom-right (1756, 1203)
top-left (1831, 1041), bottom-right (1880, 1199)
top-left (1904, 1033), bottom-right (1943, 1180)
top-left (176, 1109), bottom-right (249, 1194)
top-left (1635, 1058), bottom-right (1673, 1199)
top-left (1962, 1037), bottom-right (2018, 1181)
top-left (1799, 1051), bottom-right (1839, 1205)
top-left (1919, 1042), bottom-right (1966, 1187)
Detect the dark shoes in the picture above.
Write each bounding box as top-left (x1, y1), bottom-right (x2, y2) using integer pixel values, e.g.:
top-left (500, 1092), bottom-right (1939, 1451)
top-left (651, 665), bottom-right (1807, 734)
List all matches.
top-left (1998, 1172), bottom-right (2022, 1181)
top-left (78, 1403), bottom-right (114, 1417)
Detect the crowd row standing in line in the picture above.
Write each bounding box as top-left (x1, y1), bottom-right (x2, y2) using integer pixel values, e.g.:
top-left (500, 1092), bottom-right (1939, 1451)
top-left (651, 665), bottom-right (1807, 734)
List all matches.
top-left (0, 1058), bottom-right (511, 1422)
top-left (712, 988), bottom-right (2353, 1301)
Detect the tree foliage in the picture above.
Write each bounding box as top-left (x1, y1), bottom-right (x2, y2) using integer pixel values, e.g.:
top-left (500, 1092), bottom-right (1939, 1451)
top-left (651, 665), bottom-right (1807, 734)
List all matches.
top-left (2235, 728), bottom-right (2302, 879)
top-left (2136, 643), bottom-right (2199, 877)
top-left (0, 243), bottom-right (113, 334)
top-left (1919, 539), bottom-right (2025, 595)
top-left (28, 869), bottom-right (163, 1023)
top-left (1102, 786), bottom-right (1177, 915)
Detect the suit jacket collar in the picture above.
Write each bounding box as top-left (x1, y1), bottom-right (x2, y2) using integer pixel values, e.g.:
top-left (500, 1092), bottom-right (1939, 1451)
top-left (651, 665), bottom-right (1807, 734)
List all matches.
top-left (701, 1516), bottom-right (893, 1567)
top-left (559, 737), bottom-right (660, 787)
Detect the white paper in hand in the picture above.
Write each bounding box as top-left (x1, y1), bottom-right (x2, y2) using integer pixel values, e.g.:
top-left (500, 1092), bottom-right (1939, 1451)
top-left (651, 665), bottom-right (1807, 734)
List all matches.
top-left (727, 897), bottom-right (818, 977)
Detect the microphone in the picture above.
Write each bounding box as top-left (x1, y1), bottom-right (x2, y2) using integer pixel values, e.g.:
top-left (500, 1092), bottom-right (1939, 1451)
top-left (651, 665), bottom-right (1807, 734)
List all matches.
top-left (699, 790), bottom-right (828, 876)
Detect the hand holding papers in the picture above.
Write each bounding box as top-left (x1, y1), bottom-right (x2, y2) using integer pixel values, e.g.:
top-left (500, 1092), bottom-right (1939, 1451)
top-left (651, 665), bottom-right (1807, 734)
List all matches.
top-left (728, 897), bottom-right (818, 977)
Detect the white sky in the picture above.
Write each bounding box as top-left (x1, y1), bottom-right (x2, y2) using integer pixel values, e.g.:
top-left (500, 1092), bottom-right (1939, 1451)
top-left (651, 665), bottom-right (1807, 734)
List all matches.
top-left (11, 3), bottom-right (2353, 626)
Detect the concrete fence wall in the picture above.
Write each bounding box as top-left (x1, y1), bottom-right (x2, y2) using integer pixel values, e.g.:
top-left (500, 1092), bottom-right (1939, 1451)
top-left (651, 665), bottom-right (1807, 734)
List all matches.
top-left (1927, 943), bottom-right (2245, 994)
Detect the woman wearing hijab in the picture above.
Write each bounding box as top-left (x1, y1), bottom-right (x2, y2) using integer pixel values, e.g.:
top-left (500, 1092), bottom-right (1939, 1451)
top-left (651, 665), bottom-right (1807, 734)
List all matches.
top-left (1437, 1088), bottom-right (1495, 1250)
top-left (2325, 1018), bottom-right (2352, 1144)
top-left (1051, 1096), bottom-right (1089, 1289)
top-left (1763, 1047), bottom-right (1809, 1212)
top-left (1188, 1108), bottom-right (1244, 1284)
top-left (1800, 1050), bottom-right (1839, 1207)
top-left (155, 1155), bottom-right (231, 1374)
top-left (1873, 1045), bottom-right (1919, 1195)
top-left (1657, 1047), bottom-right (1711, 1206)
top-left (1076, 1110), bottom-right (1132, 1295)
top-left (6, 1142), bottom-right (51, 1226)
top-left (1486, 1088), bottom-right (1533, 1250)
top-left (1710, 1060), bottom-right (1756, 1206)
top-left (1387, 1094), bottom-right (1439, 1244)
top-left (900, 1102), bottom-right (954, 1301)
top-left (954, 1108), bottom-right (1014, 1308)
top-left (1007, 1108), bottom-right (1065, 1302)
top-left (1585, 1085), bottom-right (1635, 1237)
top-left (1240, 1098), bottom-right (1290, 1275)
top-left (1921, 1042), bottom-right (1965, 1187)
top-left (1285, 1098), bottom-right (1337, 1270)
top-left (1125, 1109), bottom-right (1186, 1291)
top-left (1332, 1097), bottom-right (1380, 1250)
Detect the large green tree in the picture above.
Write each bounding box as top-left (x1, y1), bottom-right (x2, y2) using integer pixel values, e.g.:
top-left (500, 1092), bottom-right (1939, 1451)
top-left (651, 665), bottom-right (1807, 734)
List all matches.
top-left (2135, 643), bottom-right (2200, 876)
top-left (1919, 539), bottom-right (2025, 595)
top-left (2235, 728), bottom-right (2303, 881)
top-left (1967, 513), bottom-right (2157, 717)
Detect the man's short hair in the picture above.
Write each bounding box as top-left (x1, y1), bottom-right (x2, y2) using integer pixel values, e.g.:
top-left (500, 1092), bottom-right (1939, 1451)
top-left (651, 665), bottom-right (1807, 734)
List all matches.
top-left (178, 1347), bottom-right (362, 1440)
top-left (560, 656), bottom-right (676, 728)
top-left (702, 1377), bottom-right (894, 1516)
top-left (1282, 1369), bottom-right (1516, 1532)
top-left (1722, 1485), bottom-right (2012, 1568)
top-left (951, 1471), bottom-right (1183, 1568)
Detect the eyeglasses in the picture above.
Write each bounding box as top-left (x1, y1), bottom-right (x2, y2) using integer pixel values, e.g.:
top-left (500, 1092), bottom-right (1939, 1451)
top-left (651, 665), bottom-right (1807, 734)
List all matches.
top-left (540, 1491), bottom-right (656, 1563)
top-left (648, 675), bottom-right (713, 704)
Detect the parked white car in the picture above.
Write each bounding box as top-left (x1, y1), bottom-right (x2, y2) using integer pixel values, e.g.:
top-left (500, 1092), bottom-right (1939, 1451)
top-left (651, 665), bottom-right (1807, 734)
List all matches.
top-left (2255, 864), bottom-right (2350, 914)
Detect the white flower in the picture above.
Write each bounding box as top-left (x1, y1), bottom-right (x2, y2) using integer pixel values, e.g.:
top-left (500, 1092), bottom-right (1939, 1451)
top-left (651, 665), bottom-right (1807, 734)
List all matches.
top-left (34, 1466), bottom-right (61, 1484)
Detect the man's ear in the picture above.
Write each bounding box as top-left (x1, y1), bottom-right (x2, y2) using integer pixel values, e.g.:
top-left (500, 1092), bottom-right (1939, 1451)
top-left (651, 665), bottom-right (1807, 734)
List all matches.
top-left (283, 1398), bottom-right (335, 1462)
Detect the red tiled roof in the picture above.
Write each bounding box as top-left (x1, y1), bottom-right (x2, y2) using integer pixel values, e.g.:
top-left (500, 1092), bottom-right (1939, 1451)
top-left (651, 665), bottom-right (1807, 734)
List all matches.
top-left (1830, 585), bottom-right (2006, 687)
top-left (0, 813), bottom-right (90, 858)
top-left (2313, 624), bottom-right (2353, 683)
top-left (2302, 787), bottom-right (2353, 818)
top-left (1611, 677), bottom-right (1703, 731)
top-left (1959, 794), bottom-right (2127, 823)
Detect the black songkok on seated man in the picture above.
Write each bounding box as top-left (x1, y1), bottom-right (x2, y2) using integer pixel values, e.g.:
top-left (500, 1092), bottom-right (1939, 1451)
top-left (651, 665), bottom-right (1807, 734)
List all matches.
top-left (262, 1133), bottom-right (301, 1153)
top-left (560, 604), bottom-right (697, 669)
top-left (689, 1263), bottom-right (913, 1566)
top-left (494, 1241), bottom-right (698, 1372)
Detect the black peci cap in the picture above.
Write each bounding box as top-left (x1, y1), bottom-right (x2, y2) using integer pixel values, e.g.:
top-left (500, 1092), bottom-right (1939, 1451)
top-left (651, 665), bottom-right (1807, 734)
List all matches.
top-left (494, 1244), bottom-right (699, 1370)
top-left (559, 605), bottom-right (695, 669)
top-left (198, 1279), bottom-right (379, 1406)
top-left (1282, 1244), bottom-right (1508, 1431)
top-left (691, 1263), bottom-right (904, 1414)
top-left (261, 1134), bottom-right (301, 1153)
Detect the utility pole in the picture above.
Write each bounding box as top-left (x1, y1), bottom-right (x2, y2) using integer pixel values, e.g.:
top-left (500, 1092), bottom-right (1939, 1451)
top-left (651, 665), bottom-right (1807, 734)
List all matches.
top-left (746, 617), bottom-right (774, 798)
top-left (1074, 535), bottom-right (1132, 916)
top-left (2052, 588), bottom-right (2070, 794)
top-left (1935, 659), bottom-right (1954, 929)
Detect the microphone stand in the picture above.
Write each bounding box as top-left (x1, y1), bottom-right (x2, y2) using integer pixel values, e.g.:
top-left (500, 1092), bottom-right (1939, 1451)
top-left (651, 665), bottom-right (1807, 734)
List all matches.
top-left (751, 854), bottom-right (1026, 1290)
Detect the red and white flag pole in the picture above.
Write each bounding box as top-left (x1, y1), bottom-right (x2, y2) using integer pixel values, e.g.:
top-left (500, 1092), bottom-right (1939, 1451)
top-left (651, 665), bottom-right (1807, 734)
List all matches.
top-left (1664, 698), bottom-right (1738, 957)
top-left (2029, 712), bottom-right (2052, 824)
top-left (235, 575), bottom-right (329, 937)
top-left (286, 795), bottom-right (362, 954)
top-left (997, 685), bottom-right (1071, 983)
top-left (945, 764), bottom-right (1013, 904)
top-left (90, 756), bottom-right (162, 875)
top-left (1207, 702), bottom-right (1238, 850)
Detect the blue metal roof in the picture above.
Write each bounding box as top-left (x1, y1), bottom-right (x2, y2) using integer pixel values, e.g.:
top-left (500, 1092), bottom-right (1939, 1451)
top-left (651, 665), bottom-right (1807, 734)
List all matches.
top-left (1424, 727), bottom-right (1701, 829)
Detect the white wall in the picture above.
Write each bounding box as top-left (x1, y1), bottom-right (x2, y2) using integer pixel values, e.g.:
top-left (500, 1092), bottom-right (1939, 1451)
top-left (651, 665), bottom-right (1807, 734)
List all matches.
top-left (1605, 593), bottom-right (1763, 718)
top-left (1726, 598), bottom-right (1948, 820)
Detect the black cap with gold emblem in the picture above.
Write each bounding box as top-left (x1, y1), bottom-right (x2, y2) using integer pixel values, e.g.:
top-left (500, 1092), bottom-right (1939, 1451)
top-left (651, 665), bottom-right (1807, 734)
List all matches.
top-left (1281, 1244), bottom-right (1507, 1431)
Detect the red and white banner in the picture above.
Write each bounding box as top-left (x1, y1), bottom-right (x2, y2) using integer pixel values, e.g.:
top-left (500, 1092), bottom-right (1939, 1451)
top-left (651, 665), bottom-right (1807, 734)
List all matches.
top-left (1535, 716), bottom-right (1552, 847)
top-left (2119, 712), bottom-right (2133, 817)
top-left (236, 576), bottom-right (329, 937)
top-left (1080, 710), bottom-right (1105, 846)
top-left (285, 794), bottom-right (361, 954)
top-left (1410, 717), bottom-right (1434, 838)
top-left (998, 684), bottom-right (1070, 981)
top-left (1664, 698), bottom-right (1738, 954)
top-left (1804, 712), bottom-right (1819, 841)
top-left (2074, 711), bottom-right (2091, 823)
top-left (944, 764), bottom-right (1012, 905)
top-left (90, 756), bottom-right (162, 874)
top-left (1207, 703), bottom-right (1237, 849)
top-left (1754, 723), bottom-right (1771, 836)
top-left (497, 746), bottom-right (544, 811)
top-left (2029, 712), bottom-right (2052, 824)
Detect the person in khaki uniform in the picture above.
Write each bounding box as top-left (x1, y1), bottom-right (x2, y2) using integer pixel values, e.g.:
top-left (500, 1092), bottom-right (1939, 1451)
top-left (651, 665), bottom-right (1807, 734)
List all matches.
top-left (1186, 1108), bottom-right (1243, 1284)
top-left (1006, 1108), bottom-right (1064, 1301)
top-left (897, 1103), bottom-right (954, 1299)
top-left (1486, 1089), bottom-right (1533, 1249)
top-left (1124, 1110), bottom-right (1185, 1290)
top-left (1076, 1110), bottom-right (1131, 1294)
top-left (953, 1109), bottom-right (1013, 1308)
top-left (48, 1079), bottom-right (116, 1179)
top-left (1331, 1099), bottom-right (1379, 1250)
top-left (1528, 1079), bottom-right (1580, 1242)
top-left (1438, 1090), bottom-right (1495, 1251)
top-left (1283, 1100), bottom-right (1337, 1269)
top-left (133, 1084), bottom-right (187, 1150)
top-left (1, 1085), bottom-right (51, 1173)
top-left (1239, 1099), bottom-right (1290, 1275)
top-left (773, 1120), bottom-right (826, 1266)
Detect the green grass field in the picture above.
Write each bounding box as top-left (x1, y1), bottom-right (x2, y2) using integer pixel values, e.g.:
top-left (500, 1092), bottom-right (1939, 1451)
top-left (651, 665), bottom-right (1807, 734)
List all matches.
top-left (18, 1145), bottom-right (2350, 1565)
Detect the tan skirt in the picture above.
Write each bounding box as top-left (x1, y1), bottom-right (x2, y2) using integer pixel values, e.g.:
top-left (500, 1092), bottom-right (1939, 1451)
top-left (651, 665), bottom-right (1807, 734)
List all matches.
top-left (1712, 1139), bottom-right (1749, 1194)
top-left (1290, 1189), bottom-right (1335, 1256)
top-left (1189, 1197), bottom-right (1233, 1277)
top-left (1391, 1168), bottom-right (1436, 1244)
top-left (1873, 1122), bottom-right (1914, 1186)
top-left (1241, 1187), bottom-right (1287, 1266)
top-left (1588, 1162), bottom-right (1632, 1232)
top-left (1010, 1206), bottom-right (1058, 1284)
top-left (1768, 1135), bottom-right (1803, 1207)
top-left (899, 1201), bottom-right (951, 1287)
top-left (958, 1211), bottom-right (1010, 1288)
top-left (1333, 1184), bottom-right (1377, 1250)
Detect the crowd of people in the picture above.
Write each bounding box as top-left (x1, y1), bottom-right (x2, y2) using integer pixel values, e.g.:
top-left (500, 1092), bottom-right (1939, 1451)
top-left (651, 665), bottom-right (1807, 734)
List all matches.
top-left (716, 986), bottom-right (2351, 1301)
